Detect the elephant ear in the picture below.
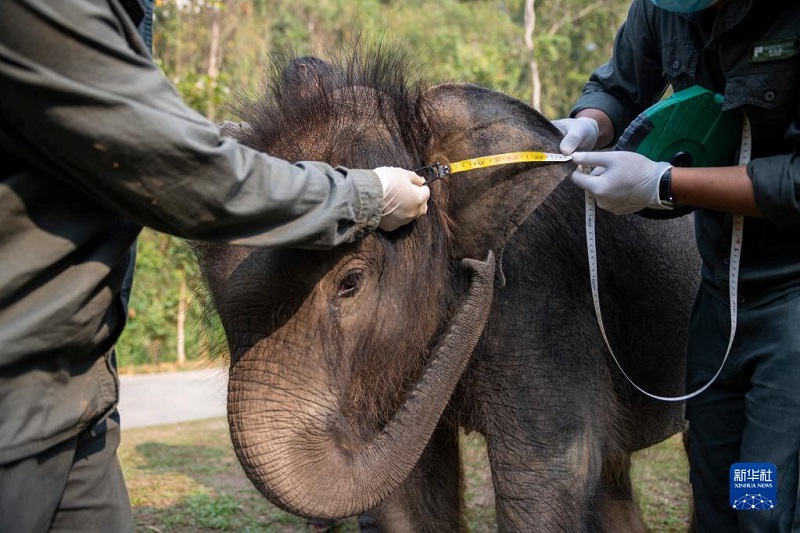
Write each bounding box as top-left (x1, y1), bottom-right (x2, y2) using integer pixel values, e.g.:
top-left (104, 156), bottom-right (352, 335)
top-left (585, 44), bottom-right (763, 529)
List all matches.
top-left (420, 83), bottom-right (575, 263)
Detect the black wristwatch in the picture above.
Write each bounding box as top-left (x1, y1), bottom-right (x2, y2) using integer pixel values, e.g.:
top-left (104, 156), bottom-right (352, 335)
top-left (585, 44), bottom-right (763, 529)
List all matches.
top-left (658, 167), bottom-right (676, 209)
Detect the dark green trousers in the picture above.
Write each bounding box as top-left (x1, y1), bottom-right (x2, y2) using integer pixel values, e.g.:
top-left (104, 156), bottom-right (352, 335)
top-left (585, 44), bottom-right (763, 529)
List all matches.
top-left (687, 287), bottom-right (800, 532)
top-left (0, 412), bottom-right (132, 533)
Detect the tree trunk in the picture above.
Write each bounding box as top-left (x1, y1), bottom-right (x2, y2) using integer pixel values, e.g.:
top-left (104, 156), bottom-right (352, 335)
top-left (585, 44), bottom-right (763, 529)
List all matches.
top-left (524, 0), bottom-right (541, 111)
top-left (177, 271), bottom-right (187, 365)
top-left (206, 4), bottom-right (222, 120)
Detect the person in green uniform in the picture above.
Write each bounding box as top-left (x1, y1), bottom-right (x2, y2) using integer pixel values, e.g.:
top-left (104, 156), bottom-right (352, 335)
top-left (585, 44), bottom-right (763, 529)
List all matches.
top-left (0, 1), bottom-right (429, 531)
top-left (556, 0), bottom-right (800, 530)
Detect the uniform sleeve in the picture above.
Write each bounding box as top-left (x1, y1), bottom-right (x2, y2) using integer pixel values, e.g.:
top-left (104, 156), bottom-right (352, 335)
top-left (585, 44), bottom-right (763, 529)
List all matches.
top-left (571, 0), bottom-right (668, 146)
top-left (748, 124), bottom-right (800, 227)
top-left (0, 0), bottom-right (383, 250)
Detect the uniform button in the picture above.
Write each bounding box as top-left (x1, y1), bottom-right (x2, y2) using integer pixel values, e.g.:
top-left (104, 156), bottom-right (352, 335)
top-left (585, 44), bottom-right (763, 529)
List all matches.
top-left (764, 90), bottom-right (776, 102)
top-left (672, 60), bottom-right (681, 69)
top-left (738, 296), bottom-right (746, 304)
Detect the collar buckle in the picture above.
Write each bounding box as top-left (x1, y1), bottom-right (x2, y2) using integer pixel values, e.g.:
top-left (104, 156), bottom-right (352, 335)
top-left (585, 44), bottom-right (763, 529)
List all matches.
top-left (414, 162), bottom-right (451, 184)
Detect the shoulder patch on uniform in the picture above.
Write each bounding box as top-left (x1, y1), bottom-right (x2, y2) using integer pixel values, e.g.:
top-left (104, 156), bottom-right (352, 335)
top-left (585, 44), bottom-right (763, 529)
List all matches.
top-left (751, 39), bottom-right (799, 63)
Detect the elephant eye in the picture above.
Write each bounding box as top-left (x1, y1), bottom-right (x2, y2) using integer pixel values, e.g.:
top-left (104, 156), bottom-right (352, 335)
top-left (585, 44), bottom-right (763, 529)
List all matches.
top-left (337, 270), bottom-right (363, 298)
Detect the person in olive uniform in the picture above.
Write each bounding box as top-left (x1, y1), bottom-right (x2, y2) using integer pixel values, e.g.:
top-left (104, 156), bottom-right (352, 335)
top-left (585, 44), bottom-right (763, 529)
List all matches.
top-left (0, 1), bottom-right (429, 531)
top-left (555, 0), bottom-right (800, 530)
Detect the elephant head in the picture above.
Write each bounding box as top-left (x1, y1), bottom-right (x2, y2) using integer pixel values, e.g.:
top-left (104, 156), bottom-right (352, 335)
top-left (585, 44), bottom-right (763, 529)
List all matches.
top-left (196, 49), bottom-right (574, 520)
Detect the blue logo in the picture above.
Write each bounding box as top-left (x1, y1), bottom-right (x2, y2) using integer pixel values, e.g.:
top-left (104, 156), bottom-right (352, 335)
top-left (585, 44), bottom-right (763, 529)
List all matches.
top-left (730, 463), bottom-right (777, 511)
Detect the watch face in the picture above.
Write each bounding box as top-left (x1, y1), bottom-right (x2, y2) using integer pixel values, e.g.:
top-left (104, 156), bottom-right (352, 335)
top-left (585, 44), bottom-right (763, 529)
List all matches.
top-left (658, 168), bottom-right (675, 209)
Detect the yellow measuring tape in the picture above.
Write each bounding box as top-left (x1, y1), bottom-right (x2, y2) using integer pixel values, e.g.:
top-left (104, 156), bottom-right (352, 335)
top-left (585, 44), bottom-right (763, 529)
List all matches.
top-left (450, 151), bottom-right (571, 172)
top-left (416, 151), bottom-right (572, 183)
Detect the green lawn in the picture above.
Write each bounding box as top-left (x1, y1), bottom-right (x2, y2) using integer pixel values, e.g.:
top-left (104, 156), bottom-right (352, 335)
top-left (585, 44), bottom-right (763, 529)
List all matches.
top-left (120, 418), bottom-right (691, 532)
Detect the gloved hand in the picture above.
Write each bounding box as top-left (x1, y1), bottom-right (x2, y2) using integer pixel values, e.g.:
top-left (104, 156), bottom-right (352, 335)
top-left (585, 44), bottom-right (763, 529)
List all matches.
top-left (373, 167), bottom-right (430, 231)
top-left (570, 151), bottom-right (672, 215)
top-left (552, 117), bottom-right (600, 155)
top-left (217, 120), bottom-right (253, 138)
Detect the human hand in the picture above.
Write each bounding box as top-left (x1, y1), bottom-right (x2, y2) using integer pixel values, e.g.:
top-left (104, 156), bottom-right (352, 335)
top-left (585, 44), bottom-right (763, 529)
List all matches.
top-left (552, 117), bottom-right (600, 155)
top-left (570, 151), bottom-right (672, 215)
top-left (373, 167), bottom-right (430, 231)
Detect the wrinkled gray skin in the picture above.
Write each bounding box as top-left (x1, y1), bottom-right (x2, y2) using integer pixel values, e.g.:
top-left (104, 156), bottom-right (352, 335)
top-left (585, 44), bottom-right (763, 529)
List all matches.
top-left (196, 51), bottom-right (699, 532)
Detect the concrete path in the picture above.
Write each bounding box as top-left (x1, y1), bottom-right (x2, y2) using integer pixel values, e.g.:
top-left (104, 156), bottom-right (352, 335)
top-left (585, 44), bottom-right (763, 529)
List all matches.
top-left (118, 368), bottom-right (228, 429)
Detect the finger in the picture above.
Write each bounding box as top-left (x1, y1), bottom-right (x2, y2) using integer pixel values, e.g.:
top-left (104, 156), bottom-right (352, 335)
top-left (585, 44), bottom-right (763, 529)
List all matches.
top-left (559, 135), bottom-right (578, 156)
top-left (414, 187), bottom-right (429, 211)
top-left (551, 119), bottom-right (569, 135)
top-left (418, 184), bottom-right (430, 202)
top-left (590, 165), bottom-right (606, 177)
top-left (408, 171), bottom-right (426, 186)
top-left (412, 186), bottom-right (430, 218)
top-left (571, 151), bottom-right (617, 167)
top-left (569, 169), bottom-right (600, 193)
top-left (571, 151), bottom-right (594, 165)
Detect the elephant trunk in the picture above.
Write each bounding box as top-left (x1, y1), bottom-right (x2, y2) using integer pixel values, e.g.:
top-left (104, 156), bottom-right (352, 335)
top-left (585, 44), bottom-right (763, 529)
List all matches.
top-left (227, 253), bottom-right (496, 519)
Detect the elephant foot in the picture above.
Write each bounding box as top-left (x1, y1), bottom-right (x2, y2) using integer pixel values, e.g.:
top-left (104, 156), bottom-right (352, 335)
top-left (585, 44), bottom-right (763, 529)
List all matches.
top-left (306, 518), bottom-right (342, 532)
top-left (594, 497), bottom-right (646, 533)
top-left (594, 454), bottom-right (646, 533)
top-left (358, 511), bottom-right (379, 532)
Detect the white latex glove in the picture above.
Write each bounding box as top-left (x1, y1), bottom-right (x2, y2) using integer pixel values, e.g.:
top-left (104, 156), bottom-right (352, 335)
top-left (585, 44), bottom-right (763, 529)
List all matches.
top-left (570, 151), bottom-right (672, 215)
top-left (552, 117), bottom-right (600, 155)
top-left (216, 120), bottom-right (252, 138)
top-left (373, 167), bottom-right (430, 231)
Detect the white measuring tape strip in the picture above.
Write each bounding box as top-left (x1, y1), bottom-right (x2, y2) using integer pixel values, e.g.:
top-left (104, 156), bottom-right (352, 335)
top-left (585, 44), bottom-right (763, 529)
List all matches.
top-left (585, 115), bottom-right (751, 402)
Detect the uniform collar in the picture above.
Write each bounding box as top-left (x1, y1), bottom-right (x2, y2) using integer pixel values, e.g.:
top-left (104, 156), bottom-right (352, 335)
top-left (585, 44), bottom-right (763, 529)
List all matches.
top-left (118, 0), bottom-right (145, 26)
top-left (679, 0), bottom-right (753, 42)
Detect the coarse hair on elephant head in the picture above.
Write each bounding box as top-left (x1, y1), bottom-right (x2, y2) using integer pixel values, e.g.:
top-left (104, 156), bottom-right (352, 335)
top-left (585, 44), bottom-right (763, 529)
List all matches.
top-left (196, 41), bottom-right (572, 523)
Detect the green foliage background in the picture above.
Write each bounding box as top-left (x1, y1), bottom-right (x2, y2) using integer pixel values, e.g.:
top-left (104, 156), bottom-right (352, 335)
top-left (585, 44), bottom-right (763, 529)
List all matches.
top-left (116, 0), bottom-right (631, 367)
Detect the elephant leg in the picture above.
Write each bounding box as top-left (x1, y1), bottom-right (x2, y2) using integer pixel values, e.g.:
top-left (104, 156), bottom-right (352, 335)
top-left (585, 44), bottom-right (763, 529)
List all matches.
top-left (364, 421), bottom-right (464, 532)
top-left (489, 437), bottom-right (649, 532)
top-left (486, 417), bottom-right (611, 532)
top-left (488, 427), bottom-right (645, 533)
top-left (592, 455), bottom-right (646, 533)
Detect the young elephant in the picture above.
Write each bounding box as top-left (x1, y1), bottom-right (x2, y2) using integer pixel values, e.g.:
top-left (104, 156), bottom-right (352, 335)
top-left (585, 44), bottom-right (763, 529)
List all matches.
top-left (196, 48), bottom-right (699, 532)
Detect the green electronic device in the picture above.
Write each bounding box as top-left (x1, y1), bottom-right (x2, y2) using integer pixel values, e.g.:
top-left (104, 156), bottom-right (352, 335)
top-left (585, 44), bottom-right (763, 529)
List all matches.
top-left (617, 85), bottom-right (741, 168)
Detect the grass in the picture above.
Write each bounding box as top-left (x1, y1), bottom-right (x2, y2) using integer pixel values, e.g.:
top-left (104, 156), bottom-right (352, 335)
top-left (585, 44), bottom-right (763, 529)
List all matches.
top-left (120, 419), bottom-right (691, 532)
